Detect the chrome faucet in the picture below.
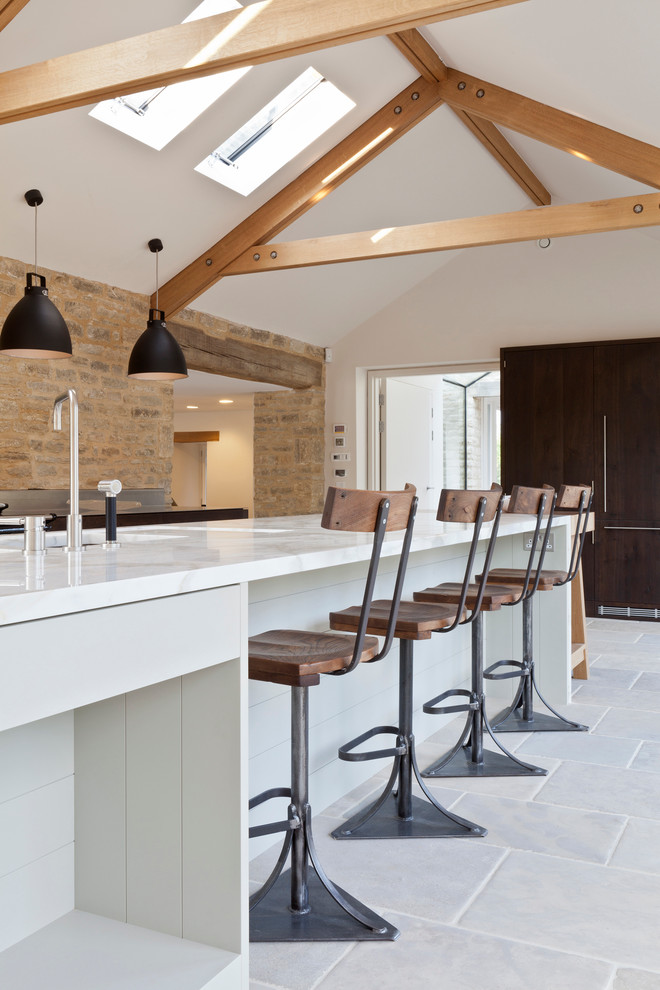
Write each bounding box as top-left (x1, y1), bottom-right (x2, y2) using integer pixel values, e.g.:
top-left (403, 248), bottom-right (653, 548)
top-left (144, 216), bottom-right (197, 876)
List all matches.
top-left (53, 388), bottom-right (83, 551)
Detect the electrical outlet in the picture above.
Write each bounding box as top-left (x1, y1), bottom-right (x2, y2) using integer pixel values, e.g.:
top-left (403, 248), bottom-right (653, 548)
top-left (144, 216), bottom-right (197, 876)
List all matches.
top-left (522, 532), bottom-right (554, 552)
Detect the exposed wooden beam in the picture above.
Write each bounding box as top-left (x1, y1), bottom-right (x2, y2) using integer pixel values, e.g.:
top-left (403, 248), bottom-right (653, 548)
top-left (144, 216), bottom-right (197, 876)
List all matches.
top-left (219, 193), bottom-right (660, 273)
top-left (388, 29), bottom-right (448, 81)
top-left (0, 0), bottom-right (29, 32)
top-left (388, 28), bottom-right (550, 204)
top-left (438, 67), bottom-right (660, 188)
top-left (157, 77), bottom-right (445, 317)
top-left (451, 108), bottom-right (551, 205)
top-left (170, 323), bottom-right (323, 390)
top-left (0, 0), bottom-right (528, 125)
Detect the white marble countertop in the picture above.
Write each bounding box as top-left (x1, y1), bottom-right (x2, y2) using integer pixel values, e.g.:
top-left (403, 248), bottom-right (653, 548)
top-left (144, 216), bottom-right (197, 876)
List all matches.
top-left (0, 510), bottom-right (568, 627)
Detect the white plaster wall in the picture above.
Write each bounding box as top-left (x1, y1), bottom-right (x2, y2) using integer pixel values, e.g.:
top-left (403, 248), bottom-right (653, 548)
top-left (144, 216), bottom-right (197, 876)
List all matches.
top-left (173, 409), bottom-right (254, 515)
top-left (325, 229), bottom-right (660, 488)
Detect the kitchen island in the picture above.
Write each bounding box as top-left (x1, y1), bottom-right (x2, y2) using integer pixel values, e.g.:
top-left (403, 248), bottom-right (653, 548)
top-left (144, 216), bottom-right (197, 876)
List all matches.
top-left (0, 509), bottom-right (575, 989)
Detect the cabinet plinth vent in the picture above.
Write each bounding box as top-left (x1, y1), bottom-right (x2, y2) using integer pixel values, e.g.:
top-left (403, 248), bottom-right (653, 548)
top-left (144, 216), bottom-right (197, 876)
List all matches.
top-left (598, 605), bottom-right (660, 620)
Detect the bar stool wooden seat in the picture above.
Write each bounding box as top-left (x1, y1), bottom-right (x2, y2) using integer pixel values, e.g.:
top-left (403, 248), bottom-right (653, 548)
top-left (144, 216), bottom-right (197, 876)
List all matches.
top-left (248, 485), bottom-right (416, 944)
top-left (414, 485), bottom-right (555, 778)
top-left (484, 484), bottom-right (593, 733)
top-left (327, 487), bottom-right (508, 841)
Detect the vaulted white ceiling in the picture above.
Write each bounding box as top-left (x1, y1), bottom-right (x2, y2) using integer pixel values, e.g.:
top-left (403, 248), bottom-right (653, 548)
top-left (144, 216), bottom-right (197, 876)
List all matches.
top-left (1, 0), bottom-right (658, 350)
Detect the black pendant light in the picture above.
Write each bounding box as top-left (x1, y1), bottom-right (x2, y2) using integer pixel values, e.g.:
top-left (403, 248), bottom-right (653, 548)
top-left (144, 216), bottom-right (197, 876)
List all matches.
top-left (127, 238), bottom-right (187, 381)
top-left (0, 190), bottom-right (72, 359)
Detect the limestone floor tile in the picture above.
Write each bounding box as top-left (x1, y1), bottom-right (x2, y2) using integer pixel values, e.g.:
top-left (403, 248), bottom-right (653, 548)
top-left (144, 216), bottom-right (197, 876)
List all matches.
top-left (450, 792), bottom-right (625, 863)
top-left (515, 729), bottom-right (640, 767)
top-left (635, 673), bottom-right (660, 693)
top-left (314, 913), bottom-right (613, 990)
top-left (250, 812), bottom-right (507, 926)
top-left (320, 778), bottom-right (386, 821)
top-left (571, 685), bottom-right (660, 714)
top-left (613, 969), bottom-right (660, 989)
top-left (593, 708), bottom-right (660, 743)
top-left (592, 655), bottom-right (660, 673)
top-left (534, 761), bottom-right (660, 819)
top-left (460, 850), bottom-right (660, 969)
top-left (249, 938), bottom-right (353, 990)
top-left (636, 636), bottom-right (660, 654)
top-left (587, 628), bottom-right (645, 645)
top-left (609, 818), bottom-right (660, 875)
top-left (631, 742), bottom-right (660, 773)
top-left (576, 666), bottom-right (641, 690)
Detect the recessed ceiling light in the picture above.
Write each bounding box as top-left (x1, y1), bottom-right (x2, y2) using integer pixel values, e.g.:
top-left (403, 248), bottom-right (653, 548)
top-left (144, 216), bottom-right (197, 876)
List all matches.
top-left (219, 399), bottom-right (234, 404)
top-left (186, 404), bottom-right (199, 409)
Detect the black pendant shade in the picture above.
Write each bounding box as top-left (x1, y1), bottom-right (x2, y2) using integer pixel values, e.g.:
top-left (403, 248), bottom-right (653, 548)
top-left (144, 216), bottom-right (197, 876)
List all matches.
top-left (0, 190), bottom-right (72, 359)
top-left (0, 272), bottom-right (73, 358)
top-left (128, 238), bottom-right (187, 380)
top-left (127, 308), bottom-right (188, 381)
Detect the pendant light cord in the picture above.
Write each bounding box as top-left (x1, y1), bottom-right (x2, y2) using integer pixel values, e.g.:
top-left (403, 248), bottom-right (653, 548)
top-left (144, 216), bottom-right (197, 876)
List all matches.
top-left (154, 248), bottom-right (159, 312)
top-left (34, 203), bottom-right (38, 276)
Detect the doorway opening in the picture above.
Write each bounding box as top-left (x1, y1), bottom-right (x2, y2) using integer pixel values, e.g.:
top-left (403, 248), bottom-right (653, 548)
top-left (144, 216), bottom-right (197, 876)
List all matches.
top-left (368, 365), bottom-right (500, 511)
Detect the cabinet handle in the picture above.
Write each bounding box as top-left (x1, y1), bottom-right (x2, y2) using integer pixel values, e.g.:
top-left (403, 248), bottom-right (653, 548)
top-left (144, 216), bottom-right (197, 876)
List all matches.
top-left (603, 415), bottom-right (607, 513)
top-left (591, 479), bottom-right (595, 543)
top-left (604, 526), bottom-right (660, 531)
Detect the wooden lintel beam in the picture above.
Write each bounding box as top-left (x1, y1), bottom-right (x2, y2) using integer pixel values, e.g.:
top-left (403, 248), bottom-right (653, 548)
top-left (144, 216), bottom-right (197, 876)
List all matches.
top-left (220, 193), bottom-right (660, 273)
top-left (387, 28), bottom-right (550, 205)
top-left (0, 0), bottom-right (528, 125)
top-left (438, 67), bottom-right (660, 188)
top-left (174, 431), bottom-right (220, 443)
top-left (157, 76), bottom-right (445, 317)
top-left (451, 108), bottom-right (551, 205)
top-left (0, 0), bottom-right (29, 32)
top-left (171, 323), bottom-right (323, 390)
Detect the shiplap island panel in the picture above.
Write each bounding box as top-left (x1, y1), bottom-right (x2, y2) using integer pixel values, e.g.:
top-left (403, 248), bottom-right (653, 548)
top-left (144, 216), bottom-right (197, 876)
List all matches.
top-left (0, 510), bottom-right (575, 987)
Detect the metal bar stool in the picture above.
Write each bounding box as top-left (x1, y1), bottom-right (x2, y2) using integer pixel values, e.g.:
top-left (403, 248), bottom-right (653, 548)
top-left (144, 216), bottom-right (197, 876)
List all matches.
top-left (327, 487), bottom-right (507, 841)
top-left (248, 485), bottom-right (416, 943)
top-left (414, 486), bottom-right (555, 778)
top-left (485, 484), bottom-right (593, 733)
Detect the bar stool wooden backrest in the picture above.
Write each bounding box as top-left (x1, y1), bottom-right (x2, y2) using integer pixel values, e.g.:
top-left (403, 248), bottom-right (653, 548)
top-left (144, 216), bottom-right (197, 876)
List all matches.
top-left (551, 483), bottom-right (593, 586)
top-left (505, 484), bottom-right (557, 602)
top-left (321, 483), bottom-right (418, 674)
top-left (435, 484), bottom-right (505, 628)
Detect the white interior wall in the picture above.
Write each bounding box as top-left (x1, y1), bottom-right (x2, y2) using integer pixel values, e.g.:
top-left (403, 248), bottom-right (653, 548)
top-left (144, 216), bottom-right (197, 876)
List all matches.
top-left (326, 230), bottom-right (660, 489)
top-left (173, 408), bottom-right (254, 515)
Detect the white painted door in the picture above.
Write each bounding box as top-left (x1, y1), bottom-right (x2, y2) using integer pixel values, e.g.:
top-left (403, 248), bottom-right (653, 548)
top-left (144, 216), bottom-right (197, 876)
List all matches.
top-left (380, 378), bottom-right (437, 511)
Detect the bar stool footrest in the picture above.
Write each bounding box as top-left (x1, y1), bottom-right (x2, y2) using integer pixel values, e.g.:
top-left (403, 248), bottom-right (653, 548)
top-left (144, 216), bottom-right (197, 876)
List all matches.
top-left (483, 660), bottom-right (527, 681)
top-left (338, 725), bottom-right (406, 762)
top-left (423, 688), bottom-right (478, 716)
top-left (249, 787), bottom-right (298, 839)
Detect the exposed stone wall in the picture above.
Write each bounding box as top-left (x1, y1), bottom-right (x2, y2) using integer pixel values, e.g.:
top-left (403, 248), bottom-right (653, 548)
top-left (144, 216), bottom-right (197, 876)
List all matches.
top-left (0, 254), bottom-right (327, 514)
top-left (253, 377), bottom-right (326, 517)
top-left (0, 255), bottom-right (173, 491)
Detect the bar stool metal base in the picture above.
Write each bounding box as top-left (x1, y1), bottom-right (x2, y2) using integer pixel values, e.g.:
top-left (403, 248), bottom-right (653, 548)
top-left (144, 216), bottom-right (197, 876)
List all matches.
top-left (249, 686), bottom-right (399, 942)
top-left (423, 741), bottom-right (547, 778)
top-left (250, 870), bottom-right (399, 942)
top-left (491, 704), bottom-right (588, 733)
top-left (334, 791), bottom-right (484, 840)
top-left (487, 599), bottom-right (588, 734)
top-left (421, 614), bottom-right (547, 779)
top-left (332, 640), bottom-right (487, 840)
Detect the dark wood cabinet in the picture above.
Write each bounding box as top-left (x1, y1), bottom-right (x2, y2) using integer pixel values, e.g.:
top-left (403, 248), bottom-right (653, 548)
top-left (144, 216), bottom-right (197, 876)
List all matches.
top-left (501, 338), bottom-right (660, 618)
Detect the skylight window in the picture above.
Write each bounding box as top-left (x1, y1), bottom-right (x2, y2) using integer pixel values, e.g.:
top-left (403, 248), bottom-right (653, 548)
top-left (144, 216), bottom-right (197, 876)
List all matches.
top-left (195, 67), bottom-right (356, 196)
top-left (89, 0), bottom-right (250, 151)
